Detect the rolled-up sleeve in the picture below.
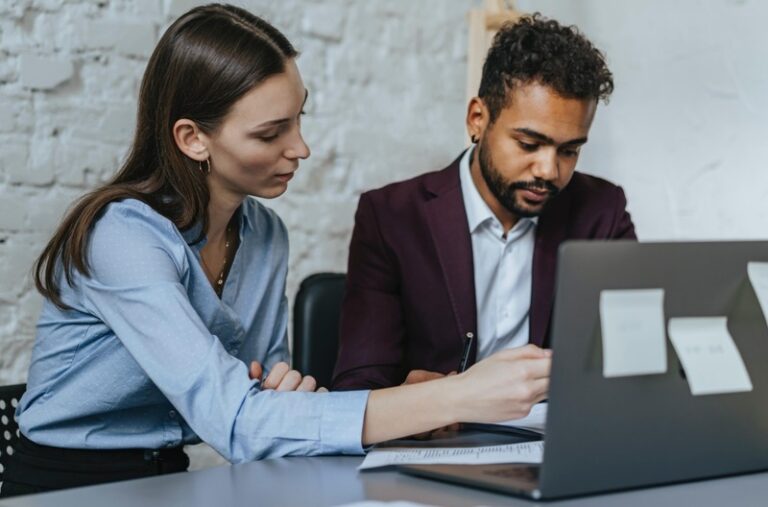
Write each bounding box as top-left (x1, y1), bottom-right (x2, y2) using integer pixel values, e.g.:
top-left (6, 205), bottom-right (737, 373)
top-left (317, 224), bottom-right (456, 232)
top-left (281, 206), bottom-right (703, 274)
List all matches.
top-left (79, 203), bottom-right (369, 462)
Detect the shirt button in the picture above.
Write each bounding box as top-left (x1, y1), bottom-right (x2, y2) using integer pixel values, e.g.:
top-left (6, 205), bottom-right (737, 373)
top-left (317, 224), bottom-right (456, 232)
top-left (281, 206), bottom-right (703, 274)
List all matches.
top-left (169, 410), bottom-right (177, 418)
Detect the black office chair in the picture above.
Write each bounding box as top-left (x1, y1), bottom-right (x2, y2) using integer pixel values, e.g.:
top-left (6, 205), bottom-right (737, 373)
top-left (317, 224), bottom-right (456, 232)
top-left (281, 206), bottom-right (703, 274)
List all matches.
top-left (292, 273), bottom-right (346, 389)
top-left (0, 383), bottom-right (25, 489)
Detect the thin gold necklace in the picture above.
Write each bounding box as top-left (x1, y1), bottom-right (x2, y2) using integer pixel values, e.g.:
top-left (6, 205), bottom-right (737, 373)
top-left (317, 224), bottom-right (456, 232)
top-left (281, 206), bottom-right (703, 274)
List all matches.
top-left (201, 223), bottom-right (234, 296)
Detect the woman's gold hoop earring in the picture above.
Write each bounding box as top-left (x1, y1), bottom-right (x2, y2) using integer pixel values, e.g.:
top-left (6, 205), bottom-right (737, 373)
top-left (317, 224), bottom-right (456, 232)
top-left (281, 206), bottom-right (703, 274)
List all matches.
top-left (198, 158), bottom-right (211, 175)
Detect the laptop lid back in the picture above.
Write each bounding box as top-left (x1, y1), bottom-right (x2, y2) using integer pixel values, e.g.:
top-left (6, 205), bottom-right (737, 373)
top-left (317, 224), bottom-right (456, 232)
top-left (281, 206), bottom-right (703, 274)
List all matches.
top-left (540, 240), bottom-right (768, 498)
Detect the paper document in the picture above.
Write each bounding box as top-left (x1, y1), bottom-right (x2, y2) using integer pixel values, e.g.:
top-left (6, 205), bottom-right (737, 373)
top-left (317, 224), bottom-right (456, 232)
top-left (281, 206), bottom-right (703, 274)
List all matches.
top-left (494, 402), bottom-right (547, 435)
top-left (358, 441), bottom-right (544, 471)
top-left (668, 317), bottom-right (752, 396)
top-left (600, 288), bottom-right (668, 377)
top-left (748, 262), bottom-right (768, 326)
top-left (336, 503), bottom-right (440, 507)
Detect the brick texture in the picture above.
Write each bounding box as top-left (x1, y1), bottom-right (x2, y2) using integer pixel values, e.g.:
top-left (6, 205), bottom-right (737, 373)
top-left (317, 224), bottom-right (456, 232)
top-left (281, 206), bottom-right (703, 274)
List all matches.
top-left (0, 0), bottom-right (472, 470)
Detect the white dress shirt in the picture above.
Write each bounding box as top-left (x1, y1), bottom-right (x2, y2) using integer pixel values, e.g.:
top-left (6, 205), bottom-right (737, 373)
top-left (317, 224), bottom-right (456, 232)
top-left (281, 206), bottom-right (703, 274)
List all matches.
top-left (459, 147), bottom-right (537, 361)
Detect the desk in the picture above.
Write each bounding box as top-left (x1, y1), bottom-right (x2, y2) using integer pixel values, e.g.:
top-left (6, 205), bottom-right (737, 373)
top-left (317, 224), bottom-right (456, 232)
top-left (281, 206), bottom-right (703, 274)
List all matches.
top-left (3, 455), bottom-right (768, 506)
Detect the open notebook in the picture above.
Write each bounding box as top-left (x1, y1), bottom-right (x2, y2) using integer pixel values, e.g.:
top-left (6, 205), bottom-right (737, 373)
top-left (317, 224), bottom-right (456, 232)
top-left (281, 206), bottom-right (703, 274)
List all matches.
top-left (462, 402), bottom-right (547, 438)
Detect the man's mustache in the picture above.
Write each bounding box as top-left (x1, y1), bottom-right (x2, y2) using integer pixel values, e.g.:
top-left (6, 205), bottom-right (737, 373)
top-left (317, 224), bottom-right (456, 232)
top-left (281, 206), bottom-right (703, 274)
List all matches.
top-left (510, 180), bottom-right (560, 196)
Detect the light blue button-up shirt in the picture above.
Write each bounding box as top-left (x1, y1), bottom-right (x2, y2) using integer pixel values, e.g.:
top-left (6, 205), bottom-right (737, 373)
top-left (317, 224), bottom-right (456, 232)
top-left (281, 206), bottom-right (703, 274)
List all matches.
top-left (17, 198), bottom-right (369, 463)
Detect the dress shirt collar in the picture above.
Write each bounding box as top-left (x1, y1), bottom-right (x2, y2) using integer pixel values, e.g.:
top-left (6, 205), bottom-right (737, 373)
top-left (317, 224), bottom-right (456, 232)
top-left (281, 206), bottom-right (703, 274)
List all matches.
top-left (181, 198), bottom-right (253, 246)
top-left (459, 145), bottom-right (537, 235)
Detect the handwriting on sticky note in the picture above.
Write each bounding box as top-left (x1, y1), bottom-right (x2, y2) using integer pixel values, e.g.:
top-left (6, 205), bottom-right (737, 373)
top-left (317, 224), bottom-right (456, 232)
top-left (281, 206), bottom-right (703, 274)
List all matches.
top-left (668, 317), bottom-right (752, 396)
top-left (600, 289), bottom-right (668, 378)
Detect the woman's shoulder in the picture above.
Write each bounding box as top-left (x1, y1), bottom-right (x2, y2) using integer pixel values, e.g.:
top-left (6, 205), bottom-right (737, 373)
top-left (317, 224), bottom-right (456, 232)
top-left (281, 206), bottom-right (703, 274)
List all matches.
top-left (89, 198), bottom-right (187, 265)
top-left (96, 198), bottom-right (178, 235)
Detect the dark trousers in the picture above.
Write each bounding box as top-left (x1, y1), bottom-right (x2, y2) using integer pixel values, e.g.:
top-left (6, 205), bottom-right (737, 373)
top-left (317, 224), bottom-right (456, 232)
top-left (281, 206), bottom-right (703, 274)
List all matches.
top-left (0, 434), bottom-right (189, 498)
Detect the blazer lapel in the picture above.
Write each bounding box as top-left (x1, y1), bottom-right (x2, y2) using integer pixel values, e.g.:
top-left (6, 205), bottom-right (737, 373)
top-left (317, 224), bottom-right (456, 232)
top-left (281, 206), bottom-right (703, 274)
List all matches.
top-left (420, 154), bottom-right (573, 356)
top-left (422, 159), bottom-right (478, 359)
top-left (530, 189), bottom-right (571, 347)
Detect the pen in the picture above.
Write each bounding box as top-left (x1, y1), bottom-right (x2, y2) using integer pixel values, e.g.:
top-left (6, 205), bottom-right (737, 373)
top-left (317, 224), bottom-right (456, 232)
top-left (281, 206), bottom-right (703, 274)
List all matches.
top-left (458, 332), bottom-right (474, 373)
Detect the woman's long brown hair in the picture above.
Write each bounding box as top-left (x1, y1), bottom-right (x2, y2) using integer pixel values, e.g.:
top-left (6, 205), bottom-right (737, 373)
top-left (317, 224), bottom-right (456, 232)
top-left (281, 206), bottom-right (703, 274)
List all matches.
top-left (34, 4), bottom-right (297, 308)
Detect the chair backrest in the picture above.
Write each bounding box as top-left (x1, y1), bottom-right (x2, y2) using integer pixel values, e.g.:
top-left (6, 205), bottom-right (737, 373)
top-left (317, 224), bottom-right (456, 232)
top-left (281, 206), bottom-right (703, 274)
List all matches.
top-left (0, 383), bottom-right (25, 486)
top-left (292, 273), bottom-right (346, 389)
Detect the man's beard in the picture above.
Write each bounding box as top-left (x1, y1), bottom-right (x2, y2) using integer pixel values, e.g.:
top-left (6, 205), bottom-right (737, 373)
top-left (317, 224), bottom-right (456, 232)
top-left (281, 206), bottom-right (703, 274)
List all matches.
top-left (476, 139), bottom-right (559, 218)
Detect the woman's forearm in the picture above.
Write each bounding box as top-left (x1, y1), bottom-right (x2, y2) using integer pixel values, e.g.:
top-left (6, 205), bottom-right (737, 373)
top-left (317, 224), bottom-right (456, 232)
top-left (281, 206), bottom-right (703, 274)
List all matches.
top-left (359, 345), bottom-right (552, 446)
top-left (361, 375), bottom-right (462, 445)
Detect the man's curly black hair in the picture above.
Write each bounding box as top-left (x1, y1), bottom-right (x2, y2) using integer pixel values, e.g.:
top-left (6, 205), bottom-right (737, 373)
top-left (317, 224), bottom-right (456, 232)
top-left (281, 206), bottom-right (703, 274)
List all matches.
top-left (478, 13), bottom-right (614, 124)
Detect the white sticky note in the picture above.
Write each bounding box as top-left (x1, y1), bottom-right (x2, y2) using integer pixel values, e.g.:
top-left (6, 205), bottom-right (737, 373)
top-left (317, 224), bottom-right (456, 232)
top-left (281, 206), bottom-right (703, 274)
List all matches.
top-left (747, 262), bottom-right (768, 326)
top-left (668, 317), bottom-right (753, 396)
top-left (600, 289), bottom-right (668, 377)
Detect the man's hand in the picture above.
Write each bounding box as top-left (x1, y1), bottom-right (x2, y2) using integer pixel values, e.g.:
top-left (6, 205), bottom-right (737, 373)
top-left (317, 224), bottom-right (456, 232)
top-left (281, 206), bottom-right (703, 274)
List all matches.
top-left (249, 361), bottom-right (327, 392)
top-left (403, 369), bottom-right (454, 385)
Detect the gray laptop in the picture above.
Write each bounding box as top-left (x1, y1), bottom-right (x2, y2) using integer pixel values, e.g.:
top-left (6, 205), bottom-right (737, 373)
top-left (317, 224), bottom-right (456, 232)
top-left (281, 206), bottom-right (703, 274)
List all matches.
top-left (400, 240), bottom-right (768, 500)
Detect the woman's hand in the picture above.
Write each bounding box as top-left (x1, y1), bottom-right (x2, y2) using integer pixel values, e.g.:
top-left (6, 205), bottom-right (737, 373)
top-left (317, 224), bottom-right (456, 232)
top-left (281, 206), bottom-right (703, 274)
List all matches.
top-left (451, 344), bottom-right (551, 423)
top-left (361, 344), bottom-right (551, 445)
top-left (249, 361), bottom-right (326, 392)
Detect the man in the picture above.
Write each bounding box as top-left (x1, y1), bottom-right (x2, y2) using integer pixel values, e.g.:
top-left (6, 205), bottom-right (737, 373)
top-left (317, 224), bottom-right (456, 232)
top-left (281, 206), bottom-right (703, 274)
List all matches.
top-left (332, 14), bottom-right (635, 391)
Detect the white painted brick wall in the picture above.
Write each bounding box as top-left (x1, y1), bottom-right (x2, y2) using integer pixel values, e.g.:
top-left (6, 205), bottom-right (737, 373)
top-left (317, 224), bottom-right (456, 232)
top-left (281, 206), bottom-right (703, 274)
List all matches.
top-left (19, 54), bottom-right (75, 89)
top-left (1, 0), bottom-right (766, 469)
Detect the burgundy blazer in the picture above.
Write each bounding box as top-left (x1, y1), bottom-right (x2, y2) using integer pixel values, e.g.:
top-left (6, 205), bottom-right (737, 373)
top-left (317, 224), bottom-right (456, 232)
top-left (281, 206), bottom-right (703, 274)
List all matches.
top-left (331, 154), bottom-right (636, 390)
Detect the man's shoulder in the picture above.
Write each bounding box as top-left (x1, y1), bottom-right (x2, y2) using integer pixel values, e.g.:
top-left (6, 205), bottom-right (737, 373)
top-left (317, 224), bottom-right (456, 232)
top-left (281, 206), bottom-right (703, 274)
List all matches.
top-left (546, 171), bottom-right (631, 237)
top-left (566, 171), bottom-right (624, 196)
top-left (560, 171), bottom-right (627, 211)
top-left (361, 170), bottom-right (431, 202)
top-left (360, 154), bottom-right (463, 208)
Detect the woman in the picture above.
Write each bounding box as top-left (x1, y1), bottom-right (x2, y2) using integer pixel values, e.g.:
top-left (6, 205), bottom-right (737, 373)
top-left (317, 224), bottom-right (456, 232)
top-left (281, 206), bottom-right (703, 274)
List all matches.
top-left (1, 3), bottom-right (550, 497)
